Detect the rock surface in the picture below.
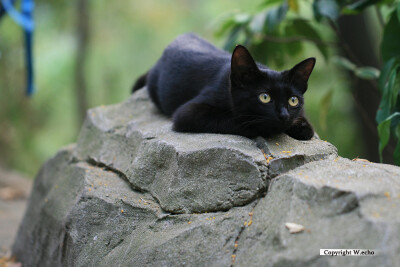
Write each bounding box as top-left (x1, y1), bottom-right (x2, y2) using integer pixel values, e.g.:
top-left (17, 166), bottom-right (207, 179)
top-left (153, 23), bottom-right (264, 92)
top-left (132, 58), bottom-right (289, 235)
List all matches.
top-left (12, 89), bottom-right (400, 266)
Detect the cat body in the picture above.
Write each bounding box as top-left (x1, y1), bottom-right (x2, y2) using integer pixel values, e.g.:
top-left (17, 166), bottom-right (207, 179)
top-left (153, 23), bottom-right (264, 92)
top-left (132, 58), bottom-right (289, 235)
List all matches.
top-left (133, 33), bottom-right (315, 140)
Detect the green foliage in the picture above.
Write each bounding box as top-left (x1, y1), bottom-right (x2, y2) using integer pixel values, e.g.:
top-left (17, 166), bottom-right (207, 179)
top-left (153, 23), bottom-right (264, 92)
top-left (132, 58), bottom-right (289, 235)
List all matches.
top-left (2, 0), bottom-right (396, 176)
top-left (0, 0), bottom-right (253, 176)
top-left (291, 19), bottom-right (329, 60)
top-left (382, 11), bottom-right (400, 61)
top-left (217, 0), bottom-right (400, 165)
top-left (334, 57), bottom-right (380, 79)
top-left (378, 6), bottom-right (400, 164)
top-left (216, 0), bottom-right (333, 67)
top-left (313, 0), bottom-right (340, 21)
top-left (342, 0), bottom-right (381, 14)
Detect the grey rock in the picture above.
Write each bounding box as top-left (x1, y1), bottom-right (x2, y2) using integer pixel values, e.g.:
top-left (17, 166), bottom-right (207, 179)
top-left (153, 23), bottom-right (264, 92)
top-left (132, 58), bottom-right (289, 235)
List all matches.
top-left (12, 88), bottom-right (400, 267)
top-left (13, 146), bottom-right (254, 267)
top-left (74, 89), bottom-right (336, 213)
top-left (234, 158), bottom-right (400, 267)
top-left (255, 134), bottom-right (337, 177)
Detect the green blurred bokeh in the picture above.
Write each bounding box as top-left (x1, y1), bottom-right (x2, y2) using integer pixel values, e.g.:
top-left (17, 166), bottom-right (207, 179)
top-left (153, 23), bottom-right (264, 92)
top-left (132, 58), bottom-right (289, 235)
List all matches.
top-left (0, 0), bottom-right (364, 177)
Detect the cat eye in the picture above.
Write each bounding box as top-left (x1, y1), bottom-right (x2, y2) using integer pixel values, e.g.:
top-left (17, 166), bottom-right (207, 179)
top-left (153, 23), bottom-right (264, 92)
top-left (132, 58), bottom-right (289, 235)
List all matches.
top-left (288, 96), bottom-right (299, 107)
top-left (259, 93), bottom-right (271, 104)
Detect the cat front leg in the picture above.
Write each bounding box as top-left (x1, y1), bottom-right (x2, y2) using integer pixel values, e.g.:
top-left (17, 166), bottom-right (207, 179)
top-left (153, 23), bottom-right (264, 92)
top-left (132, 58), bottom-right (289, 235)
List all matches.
top-left (285, 116), bottom-right (314, 140)
top-left (172, 102), bottom-right (236, 134)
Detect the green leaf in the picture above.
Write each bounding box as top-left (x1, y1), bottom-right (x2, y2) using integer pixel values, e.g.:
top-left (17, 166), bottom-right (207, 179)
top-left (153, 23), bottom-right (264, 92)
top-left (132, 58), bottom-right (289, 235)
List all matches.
top-left (282, 23), bottom-right (303, 56)
top-left (378, 58), bottom-right (398, 91)
top-left (387, 69), bottom-right (398, 110)
top-left (377, 59), bottom-right (399, 124)
top-left (391, 74), bottom-right (400, 110)
top-left (313, 0), bottom-right (340, 21)
top-left (215, 12), bottom-right (251, 38)
top-left (319, 89), bottom-right (334, 131)
top-left (291, 19), bottom-right (329, 60)
top-left (377, 104), bottom-right (390, 125)
top-left (224, 25), bottom-right (243, 52)
top-left (397, 2), bottom-right (400, 23)
top-left (378, 119), bottom-right (392, 162)
top-left (265, 3), bottom-right (288, 32)
top-left (250, 41), bottom-right (285, 67)
top-left (342, 0), bottom-right (381, 14)
top-left (249, 41), bottom-right (271, 64)
top-left (354, 67), bottom-right (380, 80)
top-left (215, 18), bottom-right (236, 38)
top-left (394, 125), bottom-right (400, 165)
top-left (378, 112), bottom-right (400, 162)
top-left (334, 56), bottom-right (356, 71)
top-left (233, 13), bottom-right (251, 24)
top-left (340, 8), bottom-right (359, 15)
top-left (381, 11), bottom-right (400, 62)
top-left (376, 69), bottom-right (397, 123)
top-left (249, 11), bottom-right (268, 33)
top-left (259, 0), bottom-right (285, 8)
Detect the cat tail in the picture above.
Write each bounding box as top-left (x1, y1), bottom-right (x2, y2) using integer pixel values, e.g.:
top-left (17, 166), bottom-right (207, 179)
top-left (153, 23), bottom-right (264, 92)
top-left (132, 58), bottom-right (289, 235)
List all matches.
top-left (132, 72), bottom-right (148, 93)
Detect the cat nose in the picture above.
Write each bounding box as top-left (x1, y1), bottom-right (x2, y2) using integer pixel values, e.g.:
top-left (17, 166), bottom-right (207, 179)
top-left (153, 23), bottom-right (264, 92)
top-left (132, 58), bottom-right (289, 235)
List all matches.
top-left (278, 108), bottom-right (289, 121)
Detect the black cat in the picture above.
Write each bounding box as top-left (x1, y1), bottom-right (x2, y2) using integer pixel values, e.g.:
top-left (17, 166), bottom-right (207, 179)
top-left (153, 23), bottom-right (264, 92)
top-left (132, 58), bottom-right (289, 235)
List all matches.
top-left (132, 33), bottom-right (315, 140)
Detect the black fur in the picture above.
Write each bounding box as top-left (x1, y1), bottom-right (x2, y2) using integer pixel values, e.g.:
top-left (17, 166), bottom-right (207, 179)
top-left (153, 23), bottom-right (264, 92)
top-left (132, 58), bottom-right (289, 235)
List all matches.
top-left (132, 72), bottom-right (148, 92)
top-left (134, 33), bottom-right (315, 140)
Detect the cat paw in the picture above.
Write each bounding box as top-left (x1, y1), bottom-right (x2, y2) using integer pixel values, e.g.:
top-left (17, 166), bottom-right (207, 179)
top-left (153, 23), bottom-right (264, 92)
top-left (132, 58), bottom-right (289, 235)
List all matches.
top-left (286, 117), bottom-right (314, 140)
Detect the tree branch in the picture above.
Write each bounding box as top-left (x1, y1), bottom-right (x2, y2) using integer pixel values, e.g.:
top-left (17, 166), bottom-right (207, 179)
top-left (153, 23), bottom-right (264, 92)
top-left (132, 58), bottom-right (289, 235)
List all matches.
top-left (328, 20), bottom-right (380, 94)
top-left (75, 0), bottom-right (90, 127)
top-left (375, 6), bottom-right (385, 29)
top-left (259, 34), bottom-right (337, 46)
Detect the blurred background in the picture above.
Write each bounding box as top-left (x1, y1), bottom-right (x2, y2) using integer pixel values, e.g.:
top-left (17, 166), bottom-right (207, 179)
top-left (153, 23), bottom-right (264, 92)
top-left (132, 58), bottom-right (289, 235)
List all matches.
top-left (0, 0), bottom-right (395, 178)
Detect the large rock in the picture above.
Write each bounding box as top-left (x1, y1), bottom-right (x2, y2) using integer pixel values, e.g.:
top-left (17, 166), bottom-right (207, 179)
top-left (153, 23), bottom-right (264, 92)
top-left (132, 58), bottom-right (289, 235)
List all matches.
top-left (73, 89), bottom-right (336, 214)
top-left (234, 158), bottom-right (400, 267)
top-left (12, 89), bottom-right (400, 266)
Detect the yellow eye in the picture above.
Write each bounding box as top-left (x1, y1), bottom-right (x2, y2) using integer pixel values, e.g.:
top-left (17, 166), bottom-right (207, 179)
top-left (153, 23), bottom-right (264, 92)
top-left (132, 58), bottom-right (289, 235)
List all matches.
top-left (259, 93), bottom-right (271, 104)
top-left (288, 96), bottom-right (299, 107)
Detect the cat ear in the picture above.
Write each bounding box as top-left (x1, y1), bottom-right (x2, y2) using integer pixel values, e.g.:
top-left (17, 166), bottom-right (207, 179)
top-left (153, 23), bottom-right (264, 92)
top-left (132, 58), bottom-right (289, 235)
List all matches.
top-left (231, 45), bottom-right (260, 85)
top-left (289, 58), bottom-right (316, 85)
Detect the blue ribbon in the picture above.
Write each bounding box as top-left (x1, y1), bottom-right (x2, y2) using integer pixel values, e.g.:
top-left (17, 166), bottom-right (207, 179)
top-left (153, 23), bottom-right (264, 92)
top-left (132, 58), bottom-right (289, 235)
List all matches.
top-left (1, 0), bottom-right (35, 96)
top-left (0, 0), bottom-right (14, 19)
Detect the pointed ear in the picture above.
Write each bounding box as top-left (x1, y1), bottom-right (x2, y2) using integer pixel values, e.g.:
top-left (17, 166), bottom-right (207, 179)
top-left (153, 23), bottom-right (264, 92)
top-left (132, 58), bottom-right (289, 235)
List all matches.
top-left (289, 58), bottom-right (316, 84)
top-left (231, 45), bottom-right (260, 85)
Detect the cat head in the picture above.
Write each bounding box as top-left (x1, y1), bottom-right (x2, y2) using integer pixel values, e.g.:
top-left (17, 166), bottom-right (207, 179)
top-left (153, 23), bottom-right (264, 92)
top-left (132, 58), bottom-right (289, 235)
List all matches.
top-left (230, 45), bottom-right (315, 134)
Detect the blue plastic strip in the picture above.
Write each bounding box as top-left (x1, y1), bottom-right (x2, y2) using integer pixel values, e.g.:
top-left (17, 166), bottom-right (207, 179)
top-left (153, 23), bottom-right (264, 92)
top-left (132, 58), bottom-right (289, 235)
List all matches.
top-left (1, 0), bottom-right (35, 96)
top-left (25, 30), bottom-right (34, 95)
top-left (1, 0), bottom-right (33, 31)
top-left (0, 0), bottom-right (15, 19)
